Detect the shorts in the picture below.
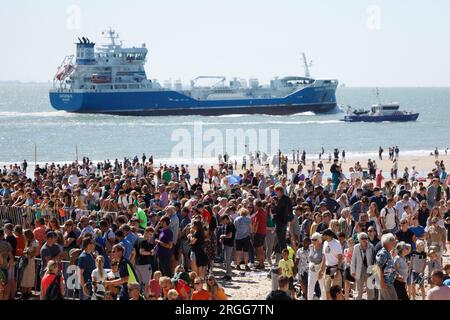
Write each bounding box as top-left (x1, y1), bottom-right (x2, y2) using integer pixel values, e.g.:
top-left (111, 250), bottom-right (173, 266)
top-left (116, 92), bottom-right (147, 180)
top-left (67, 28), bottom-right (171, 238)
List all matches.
top-left (253, 234), bottom-right (266, 248)
top-left (135, 264), bottom-right (152, 286)
top-left (235, 237), bottom-right (251, 252)
top-left (324, 267), bottom-right (342, 293)
top-left (410, 272), bottom-right (425, 288)
top-left (344, 267), bottom-right (355, 282)
top-left (190, 251), bottom-right (196, 262)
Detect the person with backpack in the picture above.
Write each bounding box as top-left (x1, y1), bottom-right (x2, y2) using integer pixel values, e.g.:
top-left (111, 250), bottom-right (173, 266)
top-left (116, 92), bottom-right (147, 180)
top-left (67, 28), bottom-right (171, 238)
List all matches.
top-left (40, 260), bottom-right (65, 300)
top-left (380, 198), bottom-right (399, 234)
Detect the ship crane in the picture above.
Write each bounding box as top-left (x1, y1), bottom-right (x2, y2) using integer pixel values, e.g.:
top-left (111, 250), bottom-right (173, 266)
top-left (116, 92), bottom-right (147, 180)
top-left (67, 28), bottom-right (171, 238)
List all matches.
top-left (301, 52), bottom-right (313, 78)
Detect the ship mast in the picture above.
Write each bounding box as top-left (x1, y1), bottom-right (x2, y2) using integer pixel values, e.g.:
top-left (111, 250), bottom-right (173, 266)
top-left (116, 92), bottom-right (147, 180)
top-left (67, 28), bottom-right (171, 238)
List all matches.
top-left (301, 52), bottom-right (313, 78)
top-left (103, 27), bottom-right (121, 47)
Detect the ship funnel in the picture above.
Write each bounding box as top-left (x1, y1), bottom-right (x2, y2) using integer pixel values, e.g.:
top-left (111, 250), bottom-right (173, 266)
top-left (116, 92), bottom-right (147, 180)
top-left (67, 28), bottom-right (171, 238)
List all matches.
top-left (76, 36), bottom-right (96, 65)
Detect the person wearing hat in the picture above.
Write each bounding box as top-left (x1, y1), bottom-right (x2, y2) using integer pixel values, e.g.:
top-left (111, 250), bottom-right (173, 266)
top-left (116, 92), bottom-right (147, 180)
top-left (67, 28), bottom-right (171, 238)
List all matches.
top-left (149, 191), bottom-right (163, 213)
top-left (370, 187), bottom-right (387, 212)
top-left (318, 229), bottom-right (343, 300)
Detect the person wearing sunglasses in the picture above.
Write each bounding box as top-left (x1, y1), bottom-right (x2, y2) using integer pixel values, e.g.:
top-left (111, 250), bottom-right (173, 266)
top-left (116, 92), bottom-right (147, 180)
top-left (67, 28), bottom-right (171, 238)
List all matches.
top-left (191, 277), bottom-right (210, 300)
top-left (351, 232), bottom-right (375, 300)
top-left (395, 218), bottom-right (416, 250)
top-left (367, 227), bottom-right (380, 247)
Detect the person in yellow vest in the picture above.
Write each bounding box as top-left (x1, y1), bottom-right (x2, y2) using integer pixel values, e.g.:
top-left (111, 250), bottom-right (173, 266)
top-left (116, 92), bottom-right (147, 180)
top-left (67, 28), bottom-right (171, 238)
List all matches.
top-left (104, 244), bottom-right (139, 300)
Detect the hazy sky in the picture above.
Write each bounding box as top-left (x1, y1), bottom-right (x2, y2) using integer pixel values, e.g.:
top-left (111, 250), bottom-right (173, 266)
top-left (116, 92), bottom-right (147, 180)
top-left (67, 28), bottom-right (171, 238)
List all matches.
top-left (1, 0), bottom-right (449, 86)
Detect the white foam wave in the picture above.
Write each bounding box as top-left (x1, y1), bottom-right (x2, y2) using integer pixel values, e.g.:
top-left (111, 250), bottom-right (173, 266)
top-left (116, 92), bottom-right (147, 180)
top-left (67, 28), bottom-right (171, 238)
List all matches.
top-left (1, 119), bottom-right (343, 127)
top-left (0, 111), bottom-right (75, 118)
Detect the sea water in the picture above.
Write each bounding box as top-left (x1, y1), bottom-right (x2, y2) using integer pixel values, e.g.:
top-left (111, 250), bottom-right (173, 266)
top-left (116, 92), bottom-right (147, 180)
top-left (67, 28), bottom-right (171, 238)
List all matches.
top-left (0, 83), bottom-right (449, 164)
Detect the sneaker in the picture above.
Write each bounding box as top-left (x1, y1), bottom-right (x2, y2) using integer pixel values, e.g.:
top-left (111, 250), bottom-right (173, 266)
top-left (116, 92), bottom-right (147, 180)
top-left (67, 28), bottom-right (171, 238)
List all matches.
top-left (245, 265), bottom-right (251, 271)
top-left (235, 265), bottom-right (241, 270)
top-left (256, 264), bottom-right (265, 270)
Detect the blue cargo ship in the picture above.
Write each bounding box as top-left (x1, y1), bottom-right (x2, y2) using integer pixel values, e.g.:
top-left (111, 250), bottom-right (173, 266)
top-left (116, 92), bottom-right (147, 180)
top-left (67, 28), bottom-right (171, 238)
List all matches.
top-left (49, 30), bottom-right (339, 116)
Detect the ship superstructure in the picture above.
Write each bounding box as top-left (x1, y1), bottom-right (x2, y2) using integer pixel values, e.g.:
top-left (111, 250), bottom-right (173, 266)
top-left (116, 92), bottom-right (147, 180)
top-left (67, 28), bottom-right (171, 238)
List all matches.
top-left (50, 29), bottom-right (338, 116)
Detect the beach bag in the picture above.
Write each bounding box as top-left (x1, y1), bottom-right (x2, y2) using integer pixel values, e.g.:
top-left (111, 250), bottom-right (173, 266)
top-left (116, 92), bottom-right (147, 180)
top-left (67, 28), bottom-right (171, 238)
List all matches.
top-left (44, 275), bottom-right (64, 300)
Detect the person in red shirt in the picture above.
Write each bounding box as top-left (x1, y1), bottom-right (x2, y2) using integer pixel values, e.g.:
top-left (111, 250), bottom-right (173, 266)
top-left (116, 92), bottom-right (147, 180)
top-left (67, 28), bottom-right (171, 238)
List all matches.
top-left (197, 204), bottom-right (211, 225)
top-left (191, 277), bottom-right (211, 300)
top-left (376, 170), bottom-right (383, 188)
top-left (13, 226), bottom-right (25, 257)
top-left (40, 260), bottom-right (65, 300)
top-left (252, 199), bottom-right (267, 269)
top-left (148, 271), bottom-right (161, 298)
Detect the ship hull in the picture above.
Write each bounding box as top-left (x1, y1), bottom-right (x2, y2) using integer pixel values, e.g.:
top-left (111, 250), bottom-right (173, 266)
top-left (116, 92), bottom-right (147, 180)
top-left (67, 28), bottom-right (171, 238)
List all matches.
top-left (343, 113), bottom-right (420, 122)
top-left (49, 85), bottom-right (338, 116)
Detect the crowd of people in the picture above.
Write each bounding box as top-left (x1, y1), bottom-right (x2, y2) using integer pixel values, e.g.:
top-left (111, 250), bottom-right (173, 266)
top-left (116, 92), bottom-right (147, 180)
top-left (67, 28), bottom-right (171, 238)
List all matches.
top-left (0, 150), bottom-right (450, 301)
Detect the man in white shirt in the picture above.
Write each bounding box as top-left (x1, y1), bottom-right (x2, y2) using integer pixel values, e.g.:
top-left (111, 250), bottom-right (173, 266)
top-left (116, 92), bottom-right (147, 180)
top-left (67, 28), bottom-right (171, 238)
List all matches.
top-left (319, 229), bottom-right (343, 300)
top-left (68, 170), bottom-right (79, 186)
top-left (395, 194), bottom-right (417, 218)
top-left (381, 198), bottom-right (398, 233)
top-left (349, 167), bottom-right (363, 184)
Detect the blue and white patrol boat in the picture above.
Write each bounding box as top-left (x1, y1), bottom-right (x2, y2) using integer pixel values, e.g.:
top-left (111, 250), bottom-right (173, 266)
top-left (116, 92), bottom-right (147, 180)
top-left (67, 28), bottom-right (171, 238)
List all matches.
top-left (343, 103), bottom-right (420, 122)
top-left (49, 29), bottom-right (339, 116)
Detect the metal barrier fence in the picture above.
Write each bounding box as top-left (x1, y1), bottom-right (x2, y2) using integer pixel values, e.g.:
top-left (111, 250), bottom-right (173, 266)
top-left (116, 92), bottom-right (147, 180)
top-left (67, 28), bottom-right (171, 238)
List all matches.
top-left (15, 256), bottom-right (82, 300)
top-left (0, 205), bottom-right (119, 228)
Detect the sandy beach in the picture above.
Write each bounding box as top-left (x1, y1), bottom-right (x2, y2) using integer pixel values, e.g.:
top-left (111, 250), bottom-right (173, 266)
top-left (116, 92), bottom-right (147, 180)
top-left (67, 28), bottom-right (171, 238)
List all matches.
top-left (176, 153), bottom-right (450, 180)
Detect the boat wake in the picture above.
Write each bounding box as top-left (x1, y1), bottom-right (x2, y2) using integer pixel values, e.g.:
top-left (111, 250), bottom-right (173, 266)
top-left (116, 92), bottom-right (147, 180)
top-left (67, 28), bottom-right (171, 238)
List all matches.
top-left (0, 111), bottom-right (75, 118)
